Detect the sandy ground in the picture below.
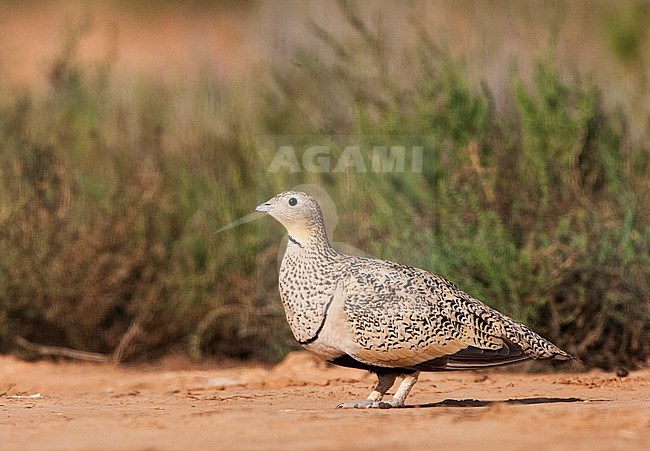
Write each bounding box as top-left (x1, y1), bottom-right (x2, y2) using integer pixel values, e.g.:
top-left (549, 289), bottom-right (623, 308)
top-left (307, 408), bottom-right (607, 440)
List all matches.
top-left (0, 352), bottom-right (648, 450)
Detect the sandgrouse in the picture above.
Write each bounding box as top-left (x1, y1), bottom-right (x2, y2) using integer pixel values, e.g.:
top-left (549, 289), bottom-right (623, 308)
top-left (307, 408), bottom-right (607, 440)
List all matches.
top-left (256, 191), bottom-right (572, 408)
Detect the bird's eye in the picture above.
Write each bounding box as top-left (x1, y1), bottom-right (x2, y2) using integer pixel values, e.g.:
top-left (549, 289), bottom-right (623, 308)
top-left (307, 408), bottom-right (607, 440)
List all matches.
top-left (288, 197), bottom-right (298, 206)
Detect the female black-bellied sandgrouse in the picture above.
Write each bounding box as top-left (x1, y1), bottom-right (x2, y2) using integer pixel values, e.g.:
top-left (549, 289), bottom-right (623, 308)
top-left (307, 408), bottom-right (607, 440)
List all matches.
top-left (256, 191), bottom-right (573, 408)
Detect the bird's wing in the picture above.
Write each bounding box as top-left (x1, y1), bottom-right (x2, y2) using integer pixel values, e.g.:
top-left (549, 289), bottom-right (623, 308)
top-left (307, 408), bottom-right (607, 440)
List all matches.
top-left (339, 259), bottom-right (568, 370)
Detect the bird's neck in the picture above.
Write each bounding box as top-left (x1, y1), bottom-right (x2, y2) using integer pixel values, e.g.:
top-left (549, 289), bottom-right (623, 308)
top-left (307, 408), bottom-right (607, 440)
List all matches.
top-left (286, 219), bottom-right (331, 249)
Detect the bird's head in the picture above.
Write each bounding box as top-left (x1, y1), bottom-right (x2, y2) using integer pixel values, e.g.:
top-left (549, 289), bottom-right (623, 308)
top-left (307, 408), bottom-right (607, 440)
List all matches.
top-left (255, 191), bottom-right (326, 245)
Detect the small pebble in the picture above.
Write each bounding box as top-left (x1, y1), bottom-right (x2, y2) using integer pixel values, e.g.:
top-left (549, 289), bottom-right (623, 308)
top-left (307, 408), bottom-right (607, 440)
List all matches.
top-left (615, 367), bottom-right (628, 378)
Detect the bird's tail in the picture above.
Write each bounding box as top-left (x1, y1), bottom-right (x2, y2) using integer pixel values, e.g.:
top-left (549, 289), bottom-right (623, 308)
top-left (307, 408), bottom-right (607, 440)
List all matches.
top-left (504, 322), bottom-right (575, 362)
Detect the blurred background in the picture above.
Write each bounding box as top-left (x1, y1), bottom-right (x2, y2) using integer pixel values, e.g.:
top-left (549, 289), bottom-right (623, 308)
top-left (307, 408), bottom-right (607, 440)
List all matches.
top-left (0, 0), bottom-right (648, 370)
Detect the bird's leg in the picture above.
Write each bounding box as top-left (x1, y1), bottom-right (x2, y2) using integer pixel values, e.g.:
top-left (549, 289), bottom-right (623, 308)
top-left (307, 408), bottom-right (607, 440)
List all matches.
top-left (336, 372), bottom-right (396, 409)
top-left (367, 372), bottom-right (398, 403)
top-left (373, 372), bottom-right (420, 408)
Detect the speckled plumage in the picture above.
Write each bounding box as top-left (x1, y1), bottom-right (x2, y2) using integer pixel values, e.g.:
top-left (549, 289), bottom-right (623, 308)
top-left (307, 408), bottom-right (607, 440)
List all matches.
top-left (256, 191), bottom-right (573, 408)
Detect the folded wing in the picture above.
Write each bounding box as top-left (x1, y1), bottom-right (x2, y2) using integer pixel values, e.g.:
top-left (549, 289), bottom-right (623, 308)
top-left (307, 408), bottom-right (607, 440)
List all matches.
top-left (339, 259), bottom-right (570, 371)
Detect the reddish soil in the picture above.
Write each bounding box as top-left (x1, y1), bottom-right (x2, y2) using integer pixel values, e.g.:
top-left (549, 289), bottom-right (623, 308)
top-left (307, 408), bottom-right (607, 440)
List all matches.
top-left (1, 352), bottom-right (648, 450)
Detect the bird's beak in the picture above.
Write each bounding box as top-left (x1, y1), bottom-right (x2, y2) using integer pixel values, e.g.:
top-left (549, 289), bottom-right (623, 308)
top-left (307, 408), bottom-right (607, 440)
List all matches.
top-left (255, 203), bottom-right (271, 213)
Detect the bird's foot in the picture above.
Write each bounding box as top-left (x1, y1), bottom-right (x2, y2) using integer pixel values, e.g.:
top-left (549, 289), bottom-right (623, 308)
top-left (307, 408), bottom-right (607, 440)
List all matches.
top-left (368, 398), bottom-right (404, 409)
top-left (336, 399), bottom-right (376, 409)
top-left (336, 398), bottom-right (404, 409)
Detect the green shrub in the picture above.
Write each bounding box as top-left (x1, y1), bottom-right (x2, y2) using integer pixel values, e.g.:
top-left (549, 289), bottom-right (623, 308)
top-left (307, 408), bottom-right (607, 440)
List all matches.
top-left (0, 36), bottom-right (292, 363)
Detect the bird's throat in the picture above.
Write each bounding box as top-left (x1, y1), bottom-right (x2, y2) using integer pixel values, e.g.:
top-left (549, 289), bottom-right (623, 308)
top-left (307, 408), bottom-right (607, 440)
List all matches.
top-left (284, 223), bottom-right (317, 247)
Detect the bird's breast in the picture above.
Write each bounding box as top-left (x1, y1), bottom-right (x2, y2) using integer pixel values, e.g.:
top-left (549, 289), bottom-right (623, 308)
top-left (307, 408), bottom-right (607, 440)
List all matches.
top-left (278, 251), bottom-right (340, 343)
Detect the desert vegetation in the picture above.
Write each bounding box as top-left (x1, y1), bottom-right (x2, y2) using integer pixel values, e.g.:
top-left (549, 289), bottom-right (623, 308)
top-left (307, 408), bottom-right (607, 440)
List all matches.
top-left (0, 1), bottom-right (648, 369)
